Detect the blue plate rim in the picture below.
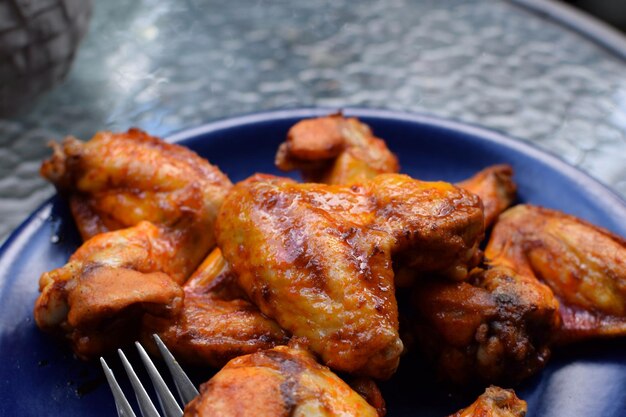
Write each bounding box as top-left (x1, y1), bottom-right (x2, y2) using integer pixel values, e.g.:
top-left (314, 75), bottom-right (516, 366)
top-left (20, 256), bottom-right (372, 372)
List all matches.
top-left (167, 107), bottom-right (626, 210)
top-left (0, 108), bottom-right (625, 416)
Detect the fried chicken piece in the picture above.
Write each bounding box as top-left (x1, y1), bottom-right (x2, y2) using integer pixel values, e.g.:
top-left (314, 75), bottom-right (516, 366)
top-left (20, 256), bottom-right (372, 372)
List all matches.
top-left (39, 129), bottom-right (232, 284)
top-left (215, 173), bottom-right (484, 379)
top-left (457, 165), bottom-right (516, 228)
top-left (142, 248), bottom-right (289, 367)
top-left (413, 203), bottom-right (626, 383)
top-left (36, 129), bottom-right (234, 358)
top-left (413, 264), bottom-right (559, 384)
top-left (275, 114), bottom-right (399, 184)
top-left (40, 128), bottom-right (232, 242)
top-left (395, 165), bottom-right (516, 288)
top-left (34, 221), bottom-right (185, 359)
top-left (274, 116), bottom-right (514, 228)
top-left (449, 386), bottom-right (527, 417)
top-left (486, 204), bottom-right (626, 343)
top-left (143, 118), bottom-right (399, 368)
top-left (183, 345), bottom-right (381, 417)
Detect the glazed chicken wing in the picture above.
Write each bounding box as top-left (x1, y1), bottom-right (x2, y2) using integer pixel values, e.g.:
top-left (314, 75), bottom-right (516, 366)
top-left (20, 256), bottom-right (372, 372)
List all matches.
top-left (142, 248), bottom-right (289, 367)
top-left (413, 203), bottom-right (626, 383)
top-left (34, 221), bottom-right (185, 359)
top-left (36, 129), bottom-right (233, 358)
top-left (215, 173), bottom-right (484, 379)
top-left (413, 265), bottom-right (559, 384)
top-left (40, 128), bottom-right (232, 242)
top-left (147, 117), bottom-right (400, 367)
top-left (409, 172), bottom-right (555, 384)
top-left (395, 164), bottom-right (516, 287)
top-left (274, 116), bottom-right (515, 230)
top-left (449, 386), bottom-right (527, 417)
top-left (275, 114), bottom-right (399, 184)
top-left (486, 204), bottom-right (626, 342)
top-left (143, 118), bottom-right (402, 367)
top-left (184, 345), bottom-right (382, 417)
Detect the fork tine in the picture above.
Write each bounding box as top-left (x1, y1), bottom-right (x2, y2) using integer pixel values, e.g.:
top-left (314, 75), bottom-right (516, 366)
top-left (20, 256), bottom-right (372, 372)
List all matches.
top-left (153, 334), bottom-right (199, 404)
top-left (117, 349), bottom-right (161, 417)
top-left (100, 357), bottom-right (138, 417)
top-left (135, 341), bottom-right (184, 417)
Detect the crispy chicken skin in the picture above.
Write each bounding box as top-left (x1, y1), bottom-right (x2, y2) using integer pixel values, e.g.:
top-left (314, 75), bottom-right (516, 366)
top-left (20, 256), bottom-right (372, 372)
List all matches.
top-left (413, 266), bottom-right (559, 384)
top-left (275, 114), bottom-right (399, 184)
top-left (449, 386), bottom-right (527, 417)
top-left (370, 175), bottom-right (484, 279)
top-left (183, 345), bottom-right (381, 417)
top-left (215, 173), bottom-right (484, 379)
top-left (40, 128), bottom-right (232, 241)
top-left (396, 164), bottom-right (517, 288)
top-left (216, 176), bottom-right (401, 380)
top-left (34, 221), bottom-right (184, 359)
top-left (413, 204), bottom-right (626, 383)
top-left (274, 115), bottom-right (514, 229)
top-left (486, 205), bottom-right (626, 342)
top-left (142, 248), bottom-right (289, 367)
top-left (457, 165), bottom-right (516, 228)
top-left (36, 129), bottom-right (233, 358)
top-left (144, 120), bottom-right (399, 368)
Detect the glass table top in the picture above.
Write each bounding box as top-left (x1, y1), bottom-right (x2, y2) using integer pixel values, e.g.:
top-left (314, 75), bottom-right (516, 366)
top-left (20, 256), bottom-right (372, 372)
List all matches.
top-left (1, 0), bottom-right (625, 240)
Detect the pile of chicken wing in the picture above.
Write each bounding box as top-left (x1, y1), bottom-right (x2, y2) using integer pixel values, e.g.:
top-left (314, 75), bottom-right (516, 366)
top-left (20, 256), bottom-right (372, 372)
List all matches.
top-left (34, 115), bottom-right (626, 416)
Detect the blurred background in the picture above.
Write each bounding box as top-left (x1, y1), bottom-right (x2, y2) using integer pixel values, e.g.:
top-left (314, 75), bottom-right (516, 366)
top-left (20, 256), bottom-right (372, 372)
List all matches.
top-left (0, 0), bottom-right (625, 241)
top-left (564, 0), bottom-right (626, 32)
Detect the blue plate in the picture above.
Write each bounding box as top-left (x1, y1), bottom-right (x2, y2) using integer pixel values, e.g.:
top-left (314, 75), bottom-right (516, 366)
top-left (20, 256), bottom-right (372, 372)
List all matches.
top-left (1, 109), bottom-right (625, 416)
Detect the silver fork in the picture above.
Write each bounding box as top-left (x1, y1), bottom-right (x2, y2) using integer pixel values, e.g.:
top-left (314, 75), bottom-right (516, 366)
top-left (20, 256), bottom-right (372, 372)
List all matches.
top-left (100, 334), bottom-right (199, 417)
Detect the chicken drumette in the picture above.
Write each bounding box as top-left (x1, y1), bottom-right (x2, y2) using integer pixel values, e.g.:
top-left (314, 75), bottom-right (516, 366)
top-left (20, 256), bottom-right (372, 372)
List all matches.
top-left (407, 164), bottom-right (554, 384)
top-left (413, 264), bottom-right (560, 384)
top-left (184, 344), bottom-right (385, 417)
top-left (216, 173), bottom-right (484, 379)
top-left (275, 114), bottom-right (399, 184)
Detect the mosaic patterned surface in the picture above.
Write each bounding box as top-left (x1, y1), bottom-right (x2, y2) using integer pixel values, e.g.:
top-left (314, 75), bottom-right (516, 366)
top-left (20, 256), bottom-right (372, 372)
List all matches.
top-left (1, 0), bottom-right (625, 240)
top-left (0, 0), bottom-right (92, 114)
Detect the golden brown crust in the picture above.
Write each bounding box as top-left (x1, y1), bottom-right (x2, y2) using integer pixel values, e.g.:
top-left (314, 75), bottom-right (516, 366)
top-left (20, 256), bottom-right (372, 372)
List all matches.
top-left (281, 115), bottom-right (347, 160)
top-left (40, 128), bottom-right (232, 241)
top-left (413, 266), bottom-right (559, 384)
top-left (36, 129), bottom-right (234, 359)
top-left (216, 175), bottom-right (401, 379)
top-left (34, 222), bottom-right (185, 359)
top-left (395, 164), bottom-right (516, 288)
top-left (486, 204), bottom-right (626, 343)
top-left (275, 114), bottom-right (399, 184)
top-left (215, 173), bottom-right (484, 379)
top-left (449, 386), bottom-right (527, 417)
top-left (142, 249), bottom-right (289, 367)
top-left (183, 346), bottom-right (380, 417)
top-left (369, 175), bottom-right (484, 280)
top-left (413, 203), bottom-right (626, 384)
